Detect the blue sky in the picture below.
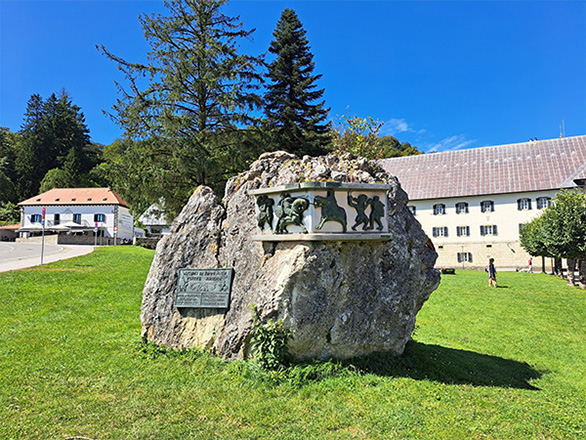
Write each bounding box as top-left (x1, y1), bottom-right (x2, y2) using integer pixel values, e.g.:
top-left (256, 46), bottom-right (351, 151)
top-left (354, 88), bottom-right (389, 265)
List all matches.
top-left (1, 0), bottom-right (584, 152)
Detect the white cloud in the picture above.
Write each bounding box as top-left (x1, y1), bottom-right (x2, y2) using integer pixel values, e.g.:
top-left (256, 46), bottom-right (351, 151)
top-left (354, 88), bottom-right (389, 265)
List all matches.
top-left (387, 118), bottom-right (410, 133)
top-left (380, 118), bottom-right (426, 137)
top-left (424, 135), bottom-right (476, 153)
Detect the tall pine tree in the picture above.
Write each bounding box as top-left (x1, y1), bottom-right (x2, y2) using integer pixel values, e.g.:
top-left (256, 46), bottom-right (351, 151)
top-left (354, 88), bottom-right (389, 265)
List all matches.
top-left (99, 0), bottom-right (264, 215)
top-left (15, 93), bottom-right (92, 198)
top-left (264, 8), bottom-right (330, 157)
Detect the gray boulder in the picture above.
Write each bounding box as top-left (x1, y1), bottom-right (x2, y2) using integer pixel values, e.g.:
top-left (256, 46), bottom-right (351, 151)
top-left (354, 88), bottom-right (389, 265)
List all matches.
top-left (140, 152), bottom-right (440, 360)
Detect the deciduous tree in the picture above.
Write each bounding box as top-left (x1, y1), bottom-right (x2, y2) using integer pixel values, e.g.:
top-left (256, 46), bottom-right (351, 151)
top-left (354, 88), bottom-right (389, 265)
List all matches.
top-left (331, 114), bottom-right (423, 160)
top-left (520, 189), bottom-right (586, 286)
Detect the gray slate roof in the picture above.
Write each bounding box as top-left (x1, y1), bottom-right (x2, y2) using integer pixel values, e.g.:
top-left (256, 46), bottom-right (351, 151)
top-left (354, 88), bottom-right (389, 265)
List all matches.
top-left (379, 135), bottom-right (586, 201)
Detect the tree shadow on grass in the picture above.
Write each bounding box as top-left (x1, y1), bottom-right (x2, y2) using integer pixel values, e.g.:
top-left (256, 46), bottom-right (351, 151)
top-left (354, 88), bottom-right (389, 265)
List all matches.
top-left (345, 340), bottom-right (541, 390)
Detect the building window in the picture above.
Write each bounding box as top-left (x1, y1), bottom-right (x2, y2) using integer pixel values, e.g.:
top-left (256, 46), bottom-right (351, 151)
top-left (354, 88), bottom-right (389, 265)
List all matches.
top-left (432, 226), bottom-right (448, 237)
top-left (455, 202), bottom-right (469, 214)
top-left (517, 198), bottom-right (532, 210)
top-left (456, 226), bottom-right (470, 237)
top-left (481, 200), bottom-right (494, 213)
top-left (73, 213), bottom-right (81, 224)
top-left (433, 204), bottom-right (446, 215)
top-left (94, 214), bottom-right (106, 223)
top-left (31, 214), bottom-right (42, 223)
top-left (480, 225), bottom-right (498, 236)
top-left (537, 197), bottom-right (551, 209)
top-left (408, 206), bottom-right (416, 216)
top-left (457, 252), bottom-right (473, 263)
top-left (54, 214), bottom-right (60, 225)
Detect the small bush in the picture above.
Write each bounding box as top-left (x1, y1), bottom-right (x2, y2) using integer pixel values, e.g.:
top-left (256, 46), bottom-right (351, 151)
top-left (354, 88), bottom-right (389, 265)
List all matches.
top-left (250, 306), bottom-right (293, 370)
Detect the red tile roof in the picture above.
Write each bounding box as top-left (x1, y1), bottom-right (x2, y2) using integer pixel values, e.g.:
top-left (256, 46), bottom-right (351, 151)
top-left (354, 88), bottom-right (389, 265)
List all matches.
top-left (380, 135), bottom-right (586, 200)
top-left (18, 188), bottom-right (129, 207)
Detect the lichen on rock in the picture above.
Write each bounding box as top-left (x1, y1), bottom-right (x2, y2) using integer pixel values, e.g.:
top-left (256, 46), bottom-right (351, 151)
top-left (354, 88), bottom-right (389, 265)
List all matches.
top-left (140, 152), bottom-right (440, 360)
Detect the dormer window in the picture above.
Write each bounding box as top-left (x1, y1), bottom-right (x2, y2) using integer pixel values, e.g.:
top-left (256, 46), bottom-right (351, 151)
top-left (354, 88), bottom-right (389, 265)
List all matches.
top-left (55, 198), bottom-right (60, 201)
top-left (433, 204), bottom-right (446, 215)
top-left (87, 198), bottom-right (92, 201)
top-left (72, 198), bottom-right (77, 201)
top-left (103, 198), bottom-right (108, 201)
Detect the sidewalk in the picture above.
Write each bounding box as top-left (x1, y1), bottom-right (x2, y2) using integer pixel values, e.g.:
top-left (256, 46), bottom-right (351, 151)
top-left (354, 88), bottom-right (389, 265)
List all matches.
top-left (0, 245), bottom-right (95, 273)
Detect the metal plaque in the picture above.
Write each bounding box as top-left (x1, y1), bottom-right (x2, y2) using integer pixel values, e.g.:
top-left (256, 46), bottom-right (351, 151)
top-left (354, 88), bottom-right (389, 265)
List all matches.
top-left (174, 268), bottom-right (234, 309)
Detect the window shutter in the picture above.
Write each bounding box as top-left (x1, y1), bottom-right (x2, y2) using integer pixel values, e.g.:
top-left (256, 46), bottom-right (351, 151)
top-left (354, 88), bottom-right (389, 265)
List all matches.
top-left (465, 203), bottom-right (469, 213)
top-left (432, 227), bottom-right (437, 237)
top-left (468, 253), bottom-right (473, 263)
top-left (457, 253), bottom-right (462, 263)
top-left (517, 199), bottom-right (521, 210)
top-left (466, 226), bottom-right (470, 236)
top-left (490, 201), bottom-right (494, 212)
top-left (528, 199), bottom-right (532, 210)
top-left (480, 225), bottom-right (485, 236)
top-left (493, 225), bottom-right (498, 236)
top-left (444, 227), bottom-right (448, 237)
top-left (456, 227), bottom-right (461, 237)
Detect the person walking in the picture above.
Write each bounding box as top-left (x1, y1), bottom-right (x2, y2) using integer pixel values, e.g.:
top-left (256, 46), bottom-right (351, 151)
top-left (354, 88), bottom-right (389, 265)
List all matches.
top-left (528, 257), bottom-right (533, 273)
top-left (487, 258), bottom-right (497, 287)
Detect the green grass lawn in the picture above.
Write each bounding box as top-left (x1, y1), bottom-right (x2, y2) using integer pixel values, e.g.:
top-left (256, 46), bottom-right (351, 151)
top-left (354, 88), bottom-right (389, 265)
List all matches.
top-left (1, 247), bottom-right (585, 439)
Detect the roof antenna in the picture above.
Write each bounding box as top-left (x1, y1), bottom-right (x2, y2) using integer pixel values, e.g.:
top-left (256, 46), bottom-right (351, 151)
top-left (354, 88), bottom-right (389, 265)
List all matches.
top-left (559, 119), bottom-right (566, 138)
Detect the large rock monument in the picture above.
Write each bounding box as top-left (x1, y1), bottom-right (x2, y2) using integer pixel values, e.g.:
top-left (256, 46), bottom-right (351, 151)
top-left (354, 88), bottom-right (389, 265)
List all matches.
top-left (141, 152), bottom-right (440, 360)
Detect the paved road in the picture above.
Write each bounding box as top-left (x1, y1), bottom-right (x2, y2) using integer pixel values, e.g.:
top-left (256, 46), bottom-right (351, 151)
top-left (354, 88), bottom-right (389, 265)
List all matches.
top-left (0, 242), bottom-right (94, 273)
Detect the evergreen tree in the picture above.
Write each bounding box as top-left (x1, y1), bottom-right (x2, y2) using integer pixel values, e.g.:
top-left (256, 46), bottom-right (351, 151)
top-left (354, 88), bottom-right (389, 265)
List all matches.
top-left (15, 93), bottom-right (92, 198)
top-left (99, 0), bottom-right (264, 213)
top-left (264, 8), bottom-right (330, 157)
top-left (0, 128), bottom-right (19, 203)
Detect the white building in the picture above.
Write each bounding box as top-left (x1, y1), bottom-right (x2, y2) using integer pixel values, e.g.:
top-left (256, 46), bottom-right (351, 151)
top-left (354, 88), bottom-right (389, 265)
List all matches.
top-left (18, 188), bottom-right (134, 243)
top-left (138, 202), bottom-right (171, 236)
top-left (380, 135), bottom-right (586, 271)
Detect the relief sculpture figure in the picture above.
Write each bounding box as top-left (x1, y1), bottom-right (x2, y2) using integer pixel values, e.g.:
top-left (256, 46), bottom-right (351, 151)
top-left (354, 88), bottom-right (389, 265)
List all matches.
top-left (275, 193), bottom-right (309, 234)
top-left (314, 190), bottom-right (347, 232)
top-left (256, 195), bottom-right (274, 231)
top-left (347, 192), bottom-right (371, 231)
top-left (366, 195), bottom-right (385, 231)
